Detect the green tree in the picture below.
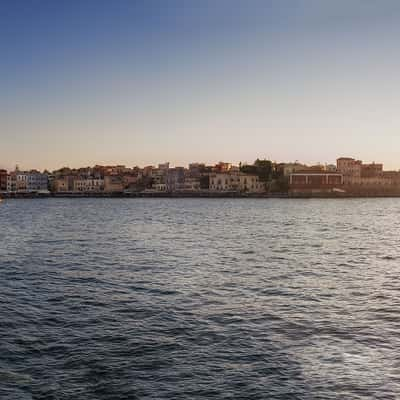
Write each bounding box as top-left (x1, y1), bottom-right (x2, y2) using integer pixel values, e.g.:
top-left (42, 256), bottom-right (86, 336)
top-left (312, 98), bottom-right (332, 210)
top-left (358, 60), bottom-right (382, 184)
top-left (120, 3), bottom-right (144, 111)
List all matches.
top-left (240, 159), bottom-right (273, 182)
top-left (254, 159), bottom-right (273, 182)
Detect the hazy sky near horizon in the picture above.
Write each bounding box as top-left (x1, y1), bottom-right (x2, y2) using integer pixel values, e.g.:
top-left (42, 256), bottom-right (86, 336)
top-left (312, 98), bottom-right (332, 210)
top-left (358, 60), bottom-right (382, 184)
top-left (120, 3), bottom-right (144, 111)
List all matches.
top-left (2, 0), bottom-right (400, 170)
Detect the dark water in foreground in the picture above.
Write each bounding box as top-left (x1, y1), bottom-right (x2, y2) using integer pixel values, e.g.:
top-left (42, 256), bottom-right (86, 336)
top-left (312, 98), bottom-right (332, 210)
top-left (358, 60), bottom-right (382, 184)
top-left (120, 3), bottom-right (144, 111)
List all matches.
top-left (1, 198), bottom-right (400, 399)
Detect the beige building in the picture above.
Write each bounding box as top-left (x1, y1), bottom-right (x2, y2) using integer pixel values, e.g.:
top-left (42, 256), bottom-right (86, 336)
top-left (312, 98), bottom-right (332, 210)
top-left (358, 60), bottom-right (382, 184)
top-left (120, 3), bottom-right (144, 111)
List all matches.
top-left (336, 157), bottom-right (400, 194)
top-left (209, 172), bottom-right (263, 192)
top-left (52, 176), bottom-right (76, 192)
top-left (104, 176), bottom-right (124, 193)
top-left (73, 178), bottom-right (104, 192)
top-left (280, 163), bottom-right (308, 176)
top-left (54, 178), bottom-right (69, 192)
top-left (336, 157), bottom-right (363, 184)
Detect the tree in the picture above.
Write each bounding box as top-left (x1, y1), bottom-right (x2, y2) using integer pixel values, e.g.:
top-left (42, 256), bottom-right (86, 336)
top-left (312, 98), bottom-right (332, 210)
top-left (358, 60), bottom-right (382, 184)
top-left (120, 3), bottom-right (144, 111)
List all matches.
top-left (255, 159), bottom-right (273, 181)
top-left (240, 164), bottom-right (258, 175)
top-left (200, 175), bottom-right (210, 189)
top-left (274, 176), bottom-right (289, 193)
top-left (240, 159), bottom-right (273, 182)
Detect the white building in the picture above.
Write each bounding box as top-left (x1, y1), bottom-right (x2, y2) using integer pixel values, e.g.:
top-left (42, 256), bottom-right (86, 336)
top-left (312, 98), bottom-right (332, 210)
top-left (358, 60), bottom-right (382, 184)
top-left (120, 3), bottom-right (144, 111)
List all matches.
top-left (182, 177), bottom-right (201, 191)
top-left (11, 170), bottom-right (49, 193)
top-left (7, 173), bottom-right (17, 192)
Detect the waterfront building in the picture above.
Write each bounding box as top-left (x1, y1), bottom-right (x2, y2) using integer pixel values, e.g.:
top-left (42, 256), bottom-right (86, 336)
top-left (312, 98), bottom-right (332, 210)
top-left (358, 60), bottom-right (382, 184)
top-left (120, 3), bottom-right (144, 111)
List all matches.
top-left (122, 174), bottom-right (139, 189)
top-left (336, 157), bottom-right (400, 193)
top-left (166, 167), bottom-right (185, 191)
top-left (152, 183), bottom-right (167, 192)
top-left (361, 163), bottom-right (383, 178)
top-left (73, 178), bottom-right (104, 192)
top-left (336, 157), bottom-right (362, 184)
top-left (238, 173), bottom-right (264, 192)
top-left (7, 172), bottom-right (17, 192)
top-left (209, 172), bottom-right (263, 192)
top-left (151, 167), bottom-right (169, 190)
top-left (53, 178), bottom-right (69, 192)
top-left (104, 175), bottom-right (124, 193)
top-left (289, 171), bottom-right (344, 194)
top-left (8, 158), bottom-right (400, 197)
top-left (188, 163), bottom-right (206, 178)
top-left (337, 157), bottom-right (384, 183)
top-left (53, 176), bottom-right (77, 192)
top-left (182, 177), bottom-right (201, 191)
top-left (13, 170), bottom-right (49, 193)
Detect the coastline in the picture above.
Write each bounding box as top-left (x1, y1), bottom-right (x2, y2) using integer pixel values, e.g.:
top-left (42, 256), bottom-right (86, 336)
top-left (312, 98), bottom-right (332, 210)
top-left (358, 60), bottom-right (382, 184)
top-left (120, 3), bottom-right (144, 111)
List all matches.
top-left (4, 191), bottom-right (400, 199)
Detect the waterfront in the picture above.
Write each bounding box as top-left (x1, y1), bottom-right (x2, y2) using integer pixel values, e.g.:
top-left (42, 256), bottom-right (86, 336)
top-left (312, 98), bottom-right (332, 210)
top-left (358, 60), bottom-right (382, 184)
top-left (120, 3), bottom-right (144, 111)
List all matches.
top-left (1, 198), bottom-right (400, 399)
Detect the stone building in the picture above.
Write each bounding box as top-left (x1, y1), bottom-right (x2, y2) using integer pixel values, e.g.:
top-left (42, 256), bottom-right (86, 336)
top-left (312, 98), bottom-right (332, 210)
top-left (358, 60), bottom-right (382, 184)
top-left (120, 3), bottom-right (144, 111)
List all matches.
top-left (336, 157), bottom-right (400, 194)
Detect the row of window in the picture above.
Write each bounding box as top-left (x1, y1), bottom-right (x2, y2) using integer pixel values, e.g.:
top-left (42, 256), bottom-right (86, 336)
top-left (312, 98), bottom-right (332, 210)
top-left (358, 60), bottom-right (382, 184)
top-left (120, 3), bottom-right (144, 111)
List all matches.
top-left (211, 178), bottom-right (257, 185)
top-left (210, 185), bottom-right (260, 190)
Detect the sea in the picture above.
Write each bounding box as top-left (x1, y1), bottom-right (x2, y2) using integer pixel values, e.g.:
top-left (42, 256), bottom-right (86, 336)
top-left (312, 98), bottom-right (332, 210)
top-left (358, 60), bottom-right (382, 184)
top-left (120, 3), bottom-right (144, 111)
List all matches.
top-left (0, 198), bottom-right (399, 399)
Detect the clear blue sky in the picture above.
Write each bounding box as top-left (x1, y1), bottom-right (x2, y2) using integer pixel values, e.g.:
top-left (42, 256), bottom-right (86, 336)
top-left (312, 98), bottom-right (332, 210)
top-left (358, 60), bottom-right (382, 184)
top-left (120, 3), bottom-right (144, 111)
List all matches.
top-left (2, 0), bottom-right (400, 170)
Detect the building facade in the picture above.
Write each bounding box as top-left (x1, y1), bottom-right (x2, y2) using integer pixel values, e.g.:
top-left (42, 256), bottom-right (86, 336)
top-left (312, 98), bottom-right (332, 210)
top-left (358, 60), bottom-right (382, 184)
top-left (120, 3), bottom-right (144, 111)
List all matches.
top-left (7, 173), bottom-right (16, 192)
top-left (209, 172), bottom-right (263, 192)
top-left (53, 178), bottom-right (69, 192)
top-left (336, 157), bottom-right (400, 194)
top-left (104, 175), bottom-right (124, 193)
top-left (53, 176), bottom-right (77, 192)
top-left (182, 177), bottom-right (201, 191)
top-left (12, 170), bottom-right (49, 192)
top-left (166, 167), bottom-right (185, 191)
top-left (289, 171), bottom-right (344, 194)
top-left (73, 179), bottom-right (104, 192)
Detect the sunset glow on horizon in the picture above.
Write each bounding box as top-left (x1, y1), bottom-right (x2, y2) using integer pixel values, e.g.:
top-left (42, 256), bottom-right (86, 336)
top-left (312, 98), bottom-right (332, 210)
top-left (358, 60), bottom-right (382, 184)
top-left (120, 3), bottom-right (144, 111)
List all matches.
top-left (2, 0), bottom-right (400, 170)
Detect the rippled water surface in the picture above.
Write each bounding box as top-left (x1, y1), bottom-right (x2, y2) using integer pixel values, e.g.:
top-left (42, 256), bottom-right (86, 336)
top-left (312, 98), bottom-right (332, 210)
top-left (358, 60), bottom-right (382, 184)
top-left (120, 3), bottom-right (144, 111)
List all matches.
top-left (1, 198), bottom-right (400, 399)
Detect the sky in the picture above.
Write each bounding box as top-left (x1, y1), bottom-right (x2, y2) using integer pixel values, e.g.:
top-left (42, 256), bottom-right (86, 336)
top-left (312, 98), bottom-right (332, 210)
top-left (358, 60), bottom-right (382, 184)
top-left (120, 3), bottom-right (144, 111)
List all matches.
top-left (1, 0), bottom-right (400, 170)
